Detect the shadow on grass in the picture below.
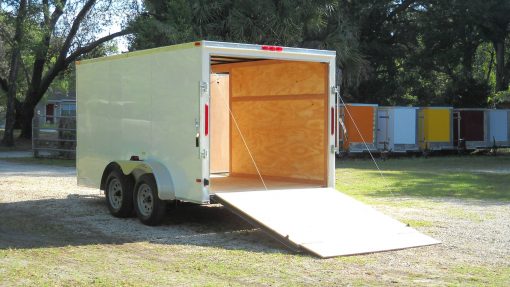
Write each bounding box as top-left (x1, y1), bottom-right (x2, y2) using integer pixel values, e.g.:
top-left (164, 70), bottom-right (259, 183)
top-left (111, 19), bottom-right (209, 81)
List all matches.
top-left (341, 170), bottom-right (510, 202)
top-left (0, 194), bottom-right (288, 255)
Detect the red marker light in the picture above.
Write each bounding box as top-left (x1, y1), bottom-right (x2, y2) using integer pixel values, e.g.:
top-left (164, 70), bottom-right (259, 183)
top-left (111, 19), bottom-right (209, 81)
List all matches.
top-left (205, 104), bottom-right (209, 136)
top-left (261, 45), bottom-right (283, 52)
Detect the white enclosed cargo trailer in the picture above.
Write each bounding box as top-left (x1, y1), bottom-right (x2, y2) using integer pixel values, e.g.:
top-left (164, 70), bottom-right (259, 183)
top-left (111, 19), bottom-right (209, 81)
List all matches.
top-left (77, 41), bottom-right (438, 257)
top-left (376, 107), bottom-right (420, 152)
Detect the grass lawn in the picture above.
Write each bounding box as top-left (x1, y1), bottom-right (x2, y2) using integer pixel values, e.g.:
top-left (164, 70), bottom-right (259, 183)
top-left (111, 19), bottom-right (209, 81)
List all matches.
top-left (336, 154), bottom-right (510, 203)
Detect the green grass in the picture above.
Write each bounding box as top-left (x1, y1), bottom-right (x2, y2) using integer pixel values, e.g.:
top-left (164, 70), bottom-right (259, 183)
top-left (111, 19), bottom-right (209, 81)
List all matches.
top-left (336, 155), bottom-right (510, 202)
top-left (450, 265), bottom-right (510, 286)
top-left (0, 157), bottom-right (75, 167)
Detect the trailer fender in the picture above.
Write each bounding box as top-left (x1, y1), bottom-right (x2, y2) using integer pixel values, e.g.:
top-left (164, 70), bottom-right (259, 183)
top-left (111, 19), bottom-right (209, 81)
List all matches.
top-left (102, 160), bottom-right (176, 201)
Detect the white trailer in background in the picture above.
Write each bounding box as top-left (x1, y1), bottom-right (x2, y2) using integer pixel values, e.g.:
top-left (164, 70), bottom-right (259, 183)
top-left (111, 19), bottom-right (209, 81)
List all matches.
top-left (376, 107), bottom-right (420, 152)
top-left (488, 109), bottom-right (510, 147)
top-left (76, 41), bottom-right (438, 257)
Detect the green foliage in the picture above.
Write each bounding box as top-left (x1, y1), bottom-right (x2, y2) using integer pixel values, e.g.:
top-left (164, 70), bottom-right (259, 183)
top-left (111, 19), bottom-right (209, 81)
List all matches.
top-left (488, 89), bottom-right (510, 107)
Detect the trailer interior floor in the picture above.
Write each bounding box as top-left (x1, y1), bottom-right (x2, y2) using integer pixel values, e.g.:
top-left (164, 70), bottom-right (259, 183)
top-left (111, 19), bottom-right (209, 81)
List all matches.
top-left (209, 174), bottom-right (322, 193)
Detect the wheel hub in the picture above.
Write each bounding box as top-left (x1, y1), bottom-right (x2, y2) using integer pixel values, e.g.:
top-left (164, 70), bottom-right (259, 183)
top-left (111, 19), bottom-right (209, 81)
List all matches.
top-left (108, 178), bottom-right (123, 210)
top-left (137, 184), bottom-right (153, 216)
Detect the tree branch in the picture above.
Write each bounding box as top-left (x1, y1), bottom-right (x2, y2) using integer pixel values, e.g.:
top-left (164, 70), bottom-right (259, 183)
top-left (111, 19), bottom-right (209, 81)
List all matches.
top-left (33, 28), bottom-right (132, 107)
top-left (42, 0), bottom-right (50, 26)
top-left (49, 0), bottom-right (67, 30)
top-left (56, 0), bottom-right (96, 65)
top-left (66, 29), bottom-right (132, 66)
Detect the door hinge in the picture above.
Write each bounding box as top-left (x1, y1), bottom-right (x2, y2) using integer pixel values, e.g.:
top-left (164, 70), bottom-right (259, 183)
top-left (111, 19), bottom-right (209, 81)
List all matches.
top-left (331, 86), bottom-right (339, 95)
top-left (201, 149), bottom-right (208, 159)
top-left (331, 145), bottom-right (338, 154)
top-left (200, 81), bottom-right (209, 97)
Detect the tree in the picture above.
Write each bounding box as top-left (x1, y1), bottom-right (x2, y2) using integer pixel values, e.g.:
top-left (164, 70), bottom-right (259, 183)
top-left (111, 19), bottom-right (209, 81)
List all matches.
top-left (2, 0), bottom-right (26, 146)
top-left (131, 0), bottom-right (366, 99)
top-left (0, 0), bottom-right (138, 144)
top-left (474, 0), bottom-right (510, 92)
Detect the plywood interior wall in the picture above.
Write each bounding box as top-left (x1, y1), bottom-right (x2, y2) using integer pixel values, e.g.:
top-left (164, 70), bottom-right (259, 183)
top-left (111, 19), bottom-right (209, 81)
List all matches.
top-left (213, 60), bottom-right (328, 184)
top-left (210, 74), bottom-right (230, 173)
top-left (342, 105), bottom-right (375, 149)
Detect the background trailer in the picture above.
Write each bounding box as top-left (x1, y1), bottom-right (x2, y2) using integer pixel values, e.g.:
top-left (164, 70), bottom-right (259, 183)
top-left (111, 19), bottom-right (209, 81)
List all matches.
top-left (376, 107), bottom-right (420, 152)
top-left (488, 109), bottom-right (510, 148)
top-left (77, 41), bottom-right (438, 257)
top-left (418, 107), bottom-right (454, 151)
top-left (453, 109), bottom-right (489, 150)
top-left (339, 104), bottom-right (378, 153)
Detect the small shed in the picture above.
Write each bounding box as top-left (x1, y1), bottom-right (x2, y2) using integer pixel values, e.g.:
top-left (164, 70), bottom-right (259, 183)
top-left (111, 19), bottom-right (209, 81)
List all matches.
top-left (418, 107), bottom-right (454, 151)
top-left (377, 107), bottom-right (419, 152)
top-left (488, 109), bottom-right (510, 147)
top-left (339, 104), bottom-right (378, 153)
top-left (453, 109), bottom-right (489, 150)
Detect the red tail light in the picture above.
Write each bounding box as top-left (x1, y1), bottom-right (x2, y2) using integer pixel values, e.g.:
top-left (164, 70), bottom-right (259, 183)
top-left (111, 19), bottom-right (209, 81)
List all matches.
top-left (205, 104), bottom-right (209, 136)
top-left (331, 107), bottom-right (335, 135)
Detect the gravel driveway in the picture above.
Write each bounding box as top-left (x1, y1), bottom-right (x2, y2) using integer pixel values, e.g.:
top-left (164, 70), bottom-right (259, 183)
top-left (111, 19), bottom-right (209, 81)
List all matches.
top-left (0, 158), bottom-right (509, 286)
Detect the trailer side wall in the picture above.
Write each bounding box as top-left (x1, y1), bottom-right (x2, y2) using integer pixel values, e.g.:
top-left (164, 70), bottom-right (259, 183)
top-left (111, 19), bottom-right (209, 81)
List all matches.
top-left (77, 45), bottom-right (205, 202)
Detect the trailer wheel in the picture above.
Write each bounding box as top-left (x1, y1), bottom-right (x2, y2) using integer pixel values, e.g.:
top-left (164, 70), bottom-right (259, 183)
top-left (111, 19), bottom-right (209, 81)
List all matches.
top-left (134, 174), bottom-right (166, 226)
top-left (105, 169), bottom-right (134, 218)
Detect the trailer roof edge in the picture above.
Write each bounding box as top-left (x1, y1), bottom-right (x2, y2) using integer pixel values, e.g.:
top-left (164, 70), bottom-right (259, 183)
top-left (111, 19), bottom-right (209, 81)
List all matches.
top-left (77, 41), bottom-right (336, 65)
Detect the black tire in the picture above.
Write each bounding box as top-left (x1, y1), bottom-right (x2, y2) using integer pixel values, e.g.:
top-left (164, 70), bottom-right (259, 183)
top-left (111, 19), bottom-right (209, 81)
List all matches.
top-left (105, 168), bottom-right (135, 218)
top-left (134, 174), bottom-right (166, 226)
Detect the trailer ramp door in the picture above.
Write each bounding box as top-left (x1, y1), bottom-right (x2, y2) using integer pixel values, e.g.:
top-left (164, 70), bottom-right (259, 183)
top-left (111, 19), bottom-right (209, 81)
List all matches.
top-left (213, 188), bottom-right (439, 258)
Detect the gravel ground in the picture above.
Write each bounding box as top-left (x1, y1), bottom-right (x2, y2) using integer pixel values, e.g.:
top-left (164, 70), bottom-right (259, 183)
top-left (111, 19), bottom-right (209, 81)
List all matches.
top-left (1, 158), bottom-right (509, 286)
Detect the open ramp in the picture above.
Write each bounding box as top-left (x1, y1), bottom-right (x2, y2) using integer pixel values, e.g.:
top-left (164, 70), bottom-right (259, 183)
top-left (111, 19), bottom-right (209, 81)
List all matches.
top-left (213, 188), bottom-right (440, 258)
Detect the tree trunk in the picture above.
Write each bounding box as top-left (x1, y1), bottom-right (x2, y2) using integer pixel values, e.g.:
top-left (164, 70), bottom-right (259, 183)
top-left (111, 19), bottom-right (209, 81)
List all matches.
top-left (19, 105), bottom-right (35, 139)
top-left (2, 54), bottom-right (21, 146)
top-left (2, 0), bottom-right (27, 146)
top-left (19, 90), bottom-right (40, 139)
top-left (494, 40), bottom-right (507, 91)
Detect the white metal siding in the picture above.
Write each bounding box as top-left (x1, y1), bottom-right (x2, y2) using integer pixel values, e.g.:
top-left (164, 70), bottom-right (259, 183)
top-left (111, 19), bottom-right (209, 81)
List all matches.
top-left (77, 46), bottom-right (205, 203)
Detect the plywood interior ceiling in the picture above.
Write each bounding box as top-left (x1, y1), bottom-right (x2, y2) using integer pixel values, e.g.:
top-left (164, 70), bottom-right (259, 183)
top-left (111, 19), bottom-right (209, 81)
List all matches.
top-left (212, 60), bottom-right (328, 184)
top-left (210, 56), bottom-right (266, 66)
